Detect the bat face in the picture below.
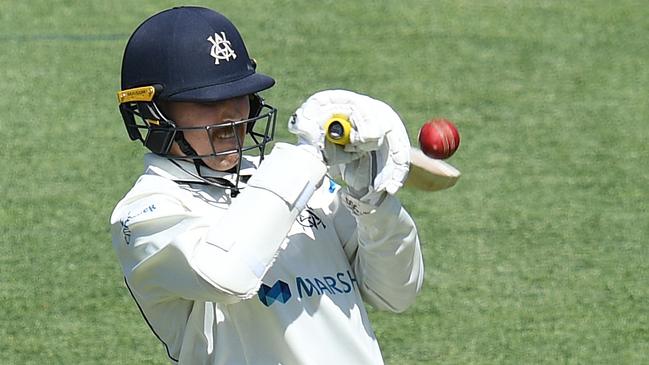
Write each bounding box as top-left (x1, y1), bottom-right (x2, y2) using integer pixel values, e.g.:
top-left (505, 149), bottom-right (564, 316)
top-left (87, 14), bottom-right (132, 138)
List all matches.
top-left (405, 148), bottom-right (461, 191)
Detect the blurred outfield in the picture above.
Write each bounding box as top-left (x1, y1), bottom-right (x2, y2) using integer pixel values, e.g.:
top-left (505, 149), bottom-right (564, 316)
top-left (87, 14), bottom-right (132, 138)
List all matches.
top-left (1, 1), bottom-right (648, 364)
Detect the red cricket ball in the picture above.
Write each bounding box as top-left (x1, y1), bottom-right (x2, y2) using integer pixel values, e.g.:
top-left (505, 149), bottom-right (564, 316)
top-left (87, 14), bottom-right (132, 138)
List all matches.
top-left (418, 118), bottom-right (460, 159)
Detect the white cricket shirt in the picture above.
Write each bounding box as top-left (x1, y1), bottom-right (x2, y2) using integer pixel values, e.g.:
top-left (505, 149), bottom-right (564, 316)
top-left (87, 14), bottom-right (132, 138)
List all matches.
top-left (110, 149), bottom-right (423, 365)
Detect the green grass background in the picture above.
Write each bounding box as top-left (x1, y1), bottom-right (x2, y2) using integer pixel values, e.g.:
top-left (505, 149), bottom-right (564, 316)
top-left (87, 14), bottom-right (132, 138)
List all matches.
top-left (1, 1), bottom-right (648, 364)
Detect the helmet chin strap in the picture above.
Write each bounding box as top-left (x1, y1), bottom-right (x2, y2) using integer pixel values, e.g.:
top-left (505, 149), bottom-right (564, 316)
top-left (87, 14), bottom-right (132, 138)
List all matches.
top-left (173, 131), bottom-right (206, 170)
top-left (172, 131), bottom-right (242, 196)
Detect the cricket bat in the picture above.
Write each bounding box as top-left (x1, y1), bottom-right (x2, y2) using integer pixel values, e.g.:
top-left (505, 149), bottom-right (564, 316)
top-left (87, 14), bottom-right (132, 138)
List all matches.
top-left (405, 147), bottom-right (460, 191)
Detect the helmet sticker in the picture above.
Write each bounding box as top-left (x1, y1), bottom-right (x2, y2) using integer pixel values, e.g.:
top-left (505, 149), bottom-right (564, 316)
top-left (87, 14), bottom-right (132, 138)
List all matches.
top-left (207, 32), bottom-right (237, 65)
top-left (117, 85), bottom-right (157, 103)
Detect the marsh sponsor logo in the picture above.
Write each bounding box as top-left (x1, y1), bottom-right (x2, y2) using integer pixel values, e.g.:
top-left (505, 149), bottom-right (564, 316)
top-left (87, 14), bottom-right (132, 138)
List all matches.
top-left (258, 271), bottom-right (358, 307)
top-left (295, 271), bottom-right (358, 298)
top-left (258, 280), bottom-right (291, 307)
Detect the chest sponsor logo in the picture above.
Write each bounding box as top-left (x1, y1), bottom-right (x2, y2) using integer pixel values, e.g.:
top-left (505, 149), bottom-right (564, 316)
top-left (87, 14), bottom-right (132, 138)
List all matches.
top-left (258, 270), bottom-right (358, 307)
top-left (258, 280), bottom-right (291, 307)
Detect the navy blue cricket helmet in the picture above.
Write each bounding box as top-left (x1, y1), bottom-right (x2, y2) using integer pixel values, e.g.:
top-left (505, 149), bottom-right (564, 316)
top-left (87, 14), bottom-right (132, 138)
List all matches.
top-left (116, 6), bottom-right (277, 195)
top-left (120, 6), bottom-right (275, 101)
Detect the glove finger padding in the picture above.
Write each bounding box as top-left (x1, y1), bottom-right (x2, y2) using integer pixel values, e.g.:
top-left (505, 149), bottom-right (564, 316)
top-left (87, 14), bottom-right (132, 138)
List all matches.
top-left (323, 142), bottom-right (363, 166)
top-left (339, 153), bottom-right (379, 215)
top-left (339, 134), bottom-right (409, 216)
top-left (318, 90), bottom-right (390, 152)
top-left (288, 90), bottom-right (391, 154)
top-left (341, 153), bottom-right (372, 198)
top-left (344, 103), bottom-right (410, 197)
top-left (341, 130), bottom-right (410, 218)
top-left (372, 110), bottom-right (411, 195)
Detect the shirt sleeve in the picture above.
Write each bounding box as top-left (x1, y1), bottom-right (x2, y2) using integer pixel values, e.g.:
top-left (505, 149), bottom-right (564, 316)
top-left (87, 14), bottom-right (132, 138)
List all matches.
top-left (111, 143), bottom-right (327, 305)
top-left (111, 190), bottom-right (238, 304)
top-left (333, 193), bottom-right (424, 313)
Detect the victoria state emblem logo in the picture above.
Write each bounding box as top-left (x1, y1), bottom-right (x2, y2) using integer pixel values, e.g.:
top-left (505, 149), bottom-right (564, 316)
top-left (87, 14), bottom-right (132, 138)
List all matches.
top-left (297, 207), bottom-right (326, 230)
top-left (207, 32), bottom-right (237, 64)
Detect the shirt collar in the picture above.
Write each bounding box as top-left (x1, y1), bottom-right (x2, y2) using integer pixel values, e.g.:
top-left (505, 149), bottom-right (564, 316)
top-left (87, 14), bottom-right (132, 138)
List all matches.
top-left (143, 153), bottom-right (259, 188)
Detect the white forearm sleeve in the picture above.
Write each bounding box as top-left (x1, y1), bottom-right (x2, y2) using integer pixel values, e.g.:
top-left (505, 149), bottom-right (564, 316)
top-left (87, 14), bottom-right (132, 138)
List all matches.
top-left (350, 195), bottom-right (424, 312)
top-left (191, 143), bottom-right (326, 299)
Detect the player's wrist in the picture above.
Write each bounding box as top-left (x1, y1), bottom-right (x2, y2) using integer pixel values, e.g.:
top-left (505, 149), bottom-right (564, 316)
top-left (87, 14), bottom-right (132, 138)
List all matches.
top-left (248, 143), bottom-right (326, 210)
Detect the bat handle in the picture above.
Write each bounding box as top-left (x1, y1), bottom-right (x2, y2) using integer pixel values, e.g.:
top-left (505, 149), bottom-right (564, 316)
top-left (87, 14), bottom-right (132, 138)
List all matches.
top-left (324, 114), bottom-right (352, 145)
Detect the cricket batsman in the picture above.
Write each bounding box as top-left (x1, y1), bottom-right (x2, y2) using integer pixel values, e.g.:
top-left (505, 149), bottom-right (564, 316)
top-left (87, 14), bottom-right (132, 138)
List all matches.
top-left (110, 6), bottom-right (423, 364)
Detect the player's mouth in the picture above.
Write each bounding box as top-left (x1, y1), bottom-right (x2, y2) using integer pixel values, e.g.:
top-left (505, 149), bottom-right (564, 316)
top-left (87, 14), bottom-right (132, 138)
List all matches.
top-left (213, 126), bottom-right (237, 140)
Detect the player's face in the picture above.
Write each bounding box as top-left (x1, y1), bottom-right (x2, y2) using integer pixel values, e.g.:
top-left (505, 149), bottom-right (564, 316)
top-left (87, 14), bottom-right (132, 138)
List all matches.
top-left (164, 96), bottom-right (250, 171)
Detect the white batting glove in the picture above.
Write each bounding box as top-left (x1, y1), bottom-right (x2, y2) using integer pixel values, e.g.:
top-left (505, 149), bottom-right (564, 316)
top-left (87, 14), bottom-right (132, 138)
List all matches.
top-left (288, 89), bottom-right (395, 163)
top-left (338, 114), bottom-right (410, 214)
top-left (288, 90), bottom-right (410, 214)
